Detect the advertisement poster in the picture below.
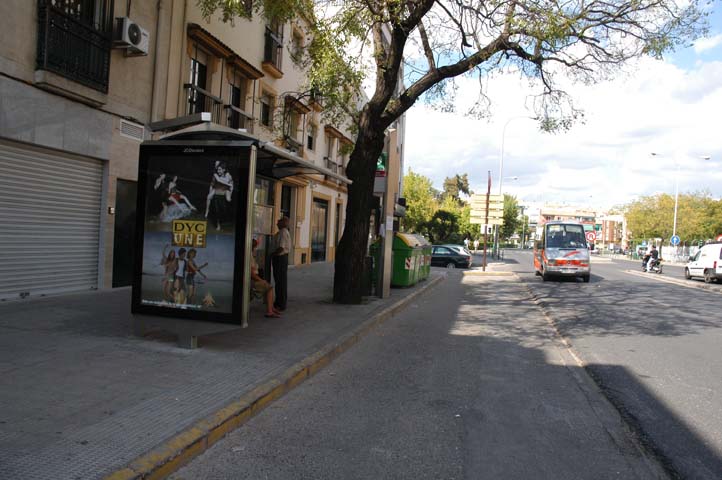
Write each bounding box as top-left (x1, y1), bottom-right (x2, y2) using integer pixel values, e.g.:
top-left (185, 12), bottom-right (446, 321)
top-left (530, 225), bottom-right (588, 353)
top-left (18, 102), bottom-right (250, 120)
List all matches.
top-left (137, 152), bottom-right (243, 315)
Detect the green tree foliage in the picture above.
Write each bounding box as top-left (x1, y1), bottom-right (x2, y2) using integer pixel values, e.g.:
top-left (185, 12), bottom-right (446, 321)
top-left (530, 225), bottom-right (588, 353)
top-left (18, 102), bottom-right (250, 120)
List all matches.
top-left (402, 170), bottom-right (437, 234)
top-left (425, 210), bottom-right (458, 244)
top-left (625, 192), bottom-right (722, 243)
top-left (442, 174), bottom-right (470, 204)
top-left (198, 0), bottom-right (707, 303)
top-left (501, 195), bottom-right (521, 240)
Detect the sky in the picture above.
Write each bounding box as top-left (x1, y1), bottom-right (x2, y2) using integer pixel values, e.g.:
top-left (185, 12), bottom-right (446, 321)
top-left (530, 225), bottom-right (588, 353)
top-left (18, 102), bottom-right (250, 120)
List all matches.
top-left (403, 4), bottom-right (722, 212)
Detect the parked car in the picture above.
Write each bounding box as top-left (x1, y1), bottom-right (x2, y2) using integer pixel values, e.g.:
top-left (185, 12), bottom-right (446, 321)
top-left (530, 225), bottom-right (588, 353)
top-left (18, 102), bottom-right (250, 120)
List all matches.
top-left (684, 243), bottom-right (722, 283)
top-left (441, 244), bottom-right (473, 257)
top-left (431, 245), bottom-right (472, 269)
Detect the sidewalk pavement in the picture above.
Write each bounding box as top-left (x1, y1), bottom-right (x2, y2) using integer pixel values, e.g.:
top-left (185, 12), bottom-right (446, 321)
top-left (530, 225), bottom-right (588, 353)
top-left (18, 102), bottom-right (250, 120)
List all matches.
top-left (0, 263), bottom-right (444, 480)
top-left (0, 259), bottom-right (661, 480)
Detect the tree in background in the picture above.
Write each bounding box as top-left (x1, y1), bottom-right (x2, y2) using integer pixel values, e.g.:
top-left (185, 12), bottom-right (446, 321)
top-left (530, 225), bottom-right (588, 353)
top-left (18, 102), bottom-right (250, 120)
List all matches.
top-left (625, 192), bottom-right (722, 243)
top-left (199, 0), bottom-right (707, 303)
top-left (442, 174), bottom-right (470, 205)
top-left (425, 211), bottom-right (459, 244)
top-left (402, 170), bottom-right (438, 234)
top-left (501, 195), bottom-right (522, 240)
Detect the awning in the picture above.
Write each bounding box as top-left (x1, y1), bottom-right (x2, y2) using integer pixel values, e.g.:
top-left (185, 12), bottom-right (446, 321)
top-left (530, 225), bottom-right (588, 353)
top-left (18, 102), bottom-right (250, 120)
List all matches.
top-left (258, 143), bottom-right (351, 184)
top-left (150, 122), bottom-right (352, 184)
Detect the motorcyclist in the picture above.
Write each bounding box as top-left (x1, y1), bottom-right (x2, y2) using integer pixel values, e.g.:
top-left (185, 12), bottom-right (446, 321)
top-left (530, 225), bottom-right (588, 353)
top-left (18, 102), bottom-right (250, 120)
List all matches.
top-left (646, 245), bottom-right (660, 272)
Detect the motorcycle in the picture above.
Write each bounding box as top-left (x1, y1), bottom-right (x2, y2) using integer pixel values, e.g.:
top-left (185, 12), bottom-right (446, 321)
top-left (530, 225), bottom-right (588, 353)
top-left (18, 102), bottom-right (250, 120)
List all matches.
top-left (642, 257), bottom-right (663, 274)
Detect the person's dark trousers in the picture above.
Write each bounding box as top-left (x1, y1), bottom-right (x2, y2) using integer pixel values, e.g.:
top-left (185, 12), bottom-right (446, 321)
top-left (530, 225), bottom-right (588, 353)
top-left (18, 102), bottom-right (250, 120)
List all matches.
top-left (272, 254), bottom-right (288, 310)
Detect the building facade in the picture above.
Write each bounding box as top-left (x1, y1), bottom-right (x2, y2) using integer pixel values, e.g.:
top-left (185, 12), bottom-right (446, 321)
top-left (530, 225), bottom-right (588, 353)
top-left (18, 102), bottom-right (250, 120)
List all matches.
top-left (0, 1), bottom-right (402, 300)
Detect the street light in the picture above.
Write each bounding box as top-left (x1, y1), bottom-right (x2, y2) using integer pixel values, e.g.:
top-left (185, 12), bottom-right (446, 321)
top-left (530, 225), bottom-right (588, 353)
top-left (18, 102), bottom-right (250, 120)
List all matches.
top-left (495, 116), bottom-right (536, 257)
top-left (650, 152), bottom-right (711, 242)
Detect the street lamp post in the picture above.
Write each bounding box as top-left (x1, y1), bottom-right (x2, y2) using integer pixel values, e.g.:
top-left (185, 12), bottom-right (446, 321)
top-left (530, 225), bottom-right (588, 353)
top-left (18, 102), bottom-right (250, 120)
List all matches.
top-left (651, 153), bottom-right (711, 242)
top-left (520, 205), bottom-right (526, 249)
top-left (495, 116), bottom-right (535, 257)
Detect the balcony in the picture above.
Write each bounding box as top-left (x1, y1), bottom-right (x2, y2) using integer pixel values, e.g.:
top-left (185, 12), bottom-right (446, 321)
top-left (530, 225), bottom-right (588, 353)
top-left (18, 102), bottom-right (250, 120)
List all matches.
top-left (223, 104), bottom-right (254, 132)
top-left (36, 0), bottom-right (112, 93)
top-left (184, 84), bottom-right (223, 123)
top-left (324, 156), bottom-right (339, 174)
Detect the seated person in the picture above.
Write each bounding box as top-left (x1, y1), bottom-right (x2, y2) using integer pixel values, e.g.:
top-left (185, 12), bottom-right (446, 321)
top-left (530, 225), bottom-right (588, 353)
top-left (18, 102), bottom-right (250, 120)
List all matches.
top-left (250, 239), bottom-right (282, 318)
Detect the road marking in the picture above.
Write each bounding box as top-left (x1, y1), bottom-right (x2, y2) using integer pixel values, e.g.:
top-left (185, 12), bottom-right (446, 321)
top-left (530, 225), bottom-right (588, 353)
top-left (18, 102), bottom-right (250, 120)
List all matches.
top-left (624, 270), bottom-right (722, 295)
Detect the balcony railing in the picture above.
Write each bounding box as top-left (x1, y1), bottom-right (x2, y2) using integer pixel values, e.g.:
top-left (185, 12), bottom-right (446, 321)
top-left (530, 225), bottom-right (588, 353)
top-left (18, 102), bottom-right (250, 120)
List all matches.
top-left (36, 1), bottom-right (113, 93)
top-left (184, 84), bottom-right (223, 123)
top-left (223, 104), bottom-right (254, 132)
top-left (324, 156), bottom-right (339, 174)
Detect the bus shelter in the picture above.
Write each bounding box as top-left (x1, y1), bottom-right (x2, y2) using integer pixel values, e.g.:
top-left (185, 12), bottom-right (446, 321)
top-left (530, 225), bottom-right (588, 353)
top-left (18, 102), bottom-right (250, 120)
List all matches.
top-left (131, 124), bottom-right (349, 344)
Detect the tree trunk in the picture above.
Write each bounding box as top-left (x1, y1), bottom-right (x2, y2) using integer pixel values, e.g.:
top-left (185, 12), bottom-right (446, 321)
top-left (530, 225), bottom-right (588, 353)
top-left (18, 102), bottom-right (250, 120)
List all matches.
top-left (333, 112), bottom-right (386, 304)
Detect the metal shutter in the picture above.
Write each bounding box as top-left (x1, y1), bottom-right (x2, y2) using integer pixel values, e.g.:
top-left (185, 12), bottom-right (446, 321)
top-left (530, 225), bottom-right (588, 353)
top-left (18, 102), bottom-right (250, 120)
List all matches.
top-left (0, 141), bottom-right (104, 300)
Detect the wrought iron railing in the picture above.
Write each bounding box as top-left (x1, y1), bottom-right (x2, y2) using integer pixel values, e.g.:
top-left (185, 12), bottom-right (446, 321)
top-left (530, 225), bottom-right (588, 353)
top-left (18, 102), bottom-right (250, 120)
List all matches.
top-left (36, 0), bottom-right (113, 93)
top-left (184, 84), bottom-right (223, 123)
top-left (325, 156), bottom-right (339, 174)
top-left (223, 104), bottom-right (254, 131)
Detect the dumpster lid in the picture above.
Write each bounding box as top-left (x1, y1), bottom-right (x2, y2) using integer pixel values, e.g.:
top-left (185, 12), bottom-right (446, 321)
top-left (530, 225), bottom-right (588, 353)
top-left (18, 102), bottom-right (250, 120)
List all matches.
top-left (395, 232), bottom-right (422, 247)
top-left (411, 234), bottom-right (430, 246)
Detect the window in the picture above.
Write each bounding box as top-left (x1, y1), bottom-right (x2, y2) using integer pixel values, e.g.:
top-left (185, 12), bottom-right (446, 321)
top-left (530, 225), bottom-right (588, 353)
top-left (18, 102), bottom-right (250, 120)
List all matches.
top-left (264, 18), bottom-right (283, 72)
top-left (227, 70), bottom-right (249, 129)
top-left (288, 110), bottom-right (300, 140)
top-left (188, 49), bottom-right (209, 115)
top-left (260, 92), bottom-right (274, 127)
top-left (325, 134), bottom-right (334, 160)
top-left (36, 0), bottom-right (114, 93)
top-left (307, 124), bottom-right (316, 151)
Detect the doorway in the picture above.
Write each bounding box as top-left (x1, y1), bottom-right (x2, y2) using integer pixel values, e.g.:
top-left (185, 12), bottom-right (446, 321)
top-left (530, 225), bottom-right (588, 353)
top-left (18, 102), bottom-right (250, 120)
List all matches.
top-left (112, 179), bottom-right (137, 287)
top-left (311, 198), bottom-right (328, 262)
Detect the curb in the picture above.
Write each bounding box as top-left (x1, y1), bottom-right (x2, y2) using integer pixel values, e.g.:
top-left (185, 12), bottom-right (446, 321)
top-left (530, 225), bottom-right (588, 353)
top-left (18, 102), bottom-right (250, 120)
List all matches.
top-left (624, 270), bottom-right (722, 295)
top-left (104, 273), bottom-right (446, 480)
top-left (462, 271), bottom-right (513, 276)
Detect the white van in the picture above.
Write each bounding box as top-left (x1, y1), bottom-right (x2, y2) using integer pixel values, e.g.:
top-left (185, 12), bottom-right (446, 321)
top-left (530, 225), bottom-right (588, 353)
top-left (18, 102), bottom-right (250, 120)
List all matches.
top-left (685, 243), bottom-right (722, 283)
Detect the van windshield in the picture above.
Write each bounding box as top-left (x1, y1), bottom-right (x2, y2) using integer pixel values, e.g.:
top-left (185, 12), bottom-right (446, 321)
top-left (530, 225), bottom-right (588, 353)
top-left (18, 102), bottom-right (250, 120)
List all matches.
top-left (545, 224), bottom-right (588, 249)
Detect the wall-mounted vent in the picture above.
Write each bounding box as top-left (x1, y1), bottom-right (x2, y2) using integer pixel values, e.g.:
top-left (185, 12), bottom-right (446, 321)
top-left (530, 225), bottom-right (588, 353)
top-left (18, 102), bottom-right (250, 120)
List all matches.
top-left (120, 119), bottom-right (145, 141)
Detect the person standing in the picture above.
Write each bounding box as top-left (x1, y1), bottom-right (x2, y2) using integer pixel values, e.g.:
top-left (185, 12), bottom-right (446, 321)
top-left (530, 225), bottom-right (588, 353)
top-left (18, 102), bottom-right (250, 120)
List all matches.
top-left (271, 216), bottom-right (291, 311)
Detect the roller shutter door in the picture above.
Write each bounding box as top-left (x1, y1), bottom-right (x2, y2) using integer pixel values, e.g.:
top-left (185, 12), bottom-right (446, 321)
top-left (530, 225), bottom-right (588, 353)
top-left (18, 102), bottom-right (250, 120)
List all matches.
top-left (0, 141), bottom-right (103, 300)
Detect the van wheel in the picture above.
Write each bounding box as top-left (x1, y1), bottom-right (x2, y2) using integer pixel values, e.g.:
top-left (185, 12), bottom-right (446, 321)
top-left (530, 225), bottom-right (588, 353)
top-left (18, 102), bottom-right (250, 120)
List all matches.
top-left (541, 269), bottom-right (548, 282)
top-left (582, 275), bottom-right (590, 283)
top-left (704, 270), bottom-right (713, 283)
top-left (684, 268), bottom-right (691, 280)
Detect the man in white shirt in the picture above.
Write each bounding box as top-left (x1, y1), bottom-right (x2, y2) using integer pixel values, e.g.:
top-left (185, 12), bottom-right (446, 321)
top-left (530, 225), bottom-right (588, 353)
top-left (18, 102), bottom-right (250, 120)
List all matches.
top-left (271, 216), bottom-right (291, 311)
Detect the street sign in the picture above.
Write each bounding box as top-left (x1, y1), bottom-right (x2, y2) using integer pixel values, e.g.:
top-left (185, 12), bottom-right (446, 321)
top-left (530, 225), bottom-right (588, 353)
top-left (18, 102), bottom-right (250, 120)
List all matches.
top-left (670, 235), bottom-right (680, 246)
top-left (470, 217), bottom-right (504, 225)
top-left (470, 194), bottom-right (503, 204)
top-left (716, 234), bottom-right (722, 242)
top-left (586, 231), bottom-right (596, 242)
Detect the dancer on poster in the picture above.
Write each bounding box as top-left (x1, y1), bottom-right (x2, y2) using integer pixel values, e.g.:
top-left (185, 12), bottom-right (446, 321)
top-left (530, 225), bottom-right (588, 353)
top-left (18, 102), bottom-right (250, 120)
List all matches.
top-left (205, 161), bottom-right (234, 231)
top-left (160, 245), bottom-right (178, 302)
top-left (185, 248), bottom-right (208, 305)
top-left (159, 176), bottom-right (197, 222)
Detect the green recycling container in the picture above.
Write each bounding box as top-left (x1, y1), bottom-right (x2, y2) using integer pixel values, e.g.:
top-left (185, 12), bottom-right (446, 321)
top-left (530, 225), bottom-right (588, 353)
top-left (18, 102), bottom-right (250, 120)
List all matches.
top-left (391, 233), bottom-right (423, 287)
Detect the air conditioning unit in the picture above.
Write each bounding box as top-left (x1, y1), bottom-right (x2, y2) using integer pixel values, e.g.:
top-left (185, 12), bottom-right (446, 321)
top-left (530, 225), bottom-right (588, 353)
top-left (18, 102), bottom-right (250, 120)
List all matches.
top-left (113, 17), bottom-right (149, 56)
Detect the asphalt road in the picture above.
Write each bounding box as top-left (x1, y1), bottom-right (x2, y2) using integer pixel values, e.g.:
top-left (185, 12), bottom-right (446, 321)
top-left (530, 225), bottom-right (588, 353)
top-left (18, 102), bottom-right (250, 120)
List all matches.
top-left (171, 268), bottom-right (662, 480)
top-left (507, 249), bottom-right (722, 479)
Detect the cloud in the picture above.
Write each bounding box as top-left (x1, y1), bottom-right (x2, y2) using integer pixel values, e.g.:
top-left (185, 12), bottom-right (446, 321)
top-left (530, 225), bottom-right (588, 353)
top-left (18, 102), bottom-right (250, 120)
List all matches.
top-left (694, 33), bottom-right (722, 54)
top-left (404, 56), bottom-right (722, 210)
